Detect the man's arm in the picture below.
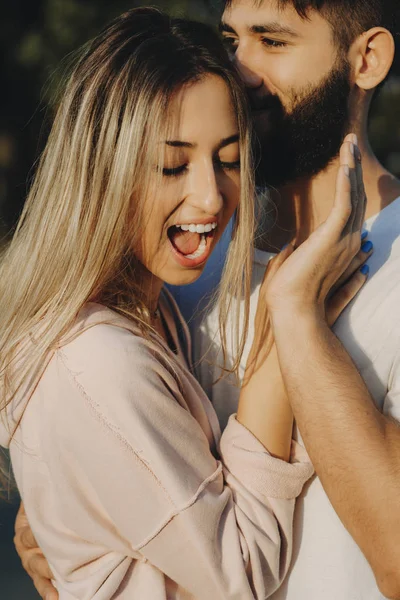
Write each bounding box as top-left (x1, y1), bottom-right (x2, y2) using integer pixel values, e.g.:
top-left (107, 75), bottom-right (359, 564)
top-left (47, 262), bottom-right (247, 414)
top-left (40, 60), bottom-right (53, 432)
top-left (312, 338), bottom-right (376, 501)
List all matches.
top-left (270, 308), bottom-right (400, 600)
top-left (262, 138), bottom-right (400, 598)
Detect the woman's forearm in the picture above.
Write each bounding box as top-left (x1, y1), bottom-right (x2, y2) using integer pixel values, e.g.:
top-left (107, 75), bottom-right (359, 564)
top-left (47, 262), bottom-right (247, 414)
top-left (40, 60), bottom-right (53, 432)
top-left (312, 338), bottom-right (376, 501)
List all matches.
top-left (238, 344), bottom-right (293, 461)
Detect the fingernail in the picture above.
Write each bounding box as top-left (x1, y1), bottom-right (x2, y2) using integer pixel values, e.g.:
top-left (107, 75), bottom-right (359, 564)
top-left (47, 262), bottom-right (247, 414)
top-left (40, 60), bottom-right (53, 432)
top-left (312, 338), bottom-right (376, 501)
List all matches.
top-left (352, 133), bottom-right (358, 146)
top-left (361, 230), bottom-right (368, 240)
top-left (344, 165), bottom-right (350, 177)
top-left (361, 241), bottom-right (373, 253)
top-left (360, 264), bottom-right (369, 276)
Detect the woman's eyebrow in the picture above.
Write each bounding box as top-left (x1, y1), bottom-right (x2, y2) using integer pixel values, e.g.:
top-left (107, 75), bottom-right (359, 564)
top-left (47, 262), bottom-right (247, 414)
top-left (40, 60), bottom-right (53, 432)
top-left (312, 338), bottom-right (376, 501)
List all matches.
top-left (165, 134), bottom-right (239, 150)
top-left (218, 133), bottom-right (239, 150)
top-left (165, 140), bottom-right (194, 148)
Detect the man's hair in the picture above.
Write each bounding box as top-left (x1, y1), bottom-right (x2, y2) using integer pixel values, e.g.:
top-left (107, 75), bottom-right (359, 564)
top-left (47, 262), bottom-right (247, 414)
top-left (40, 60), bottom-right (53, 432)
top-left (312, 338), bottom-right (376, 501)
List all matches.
top-left (281, 1), bottom-right (397, 52)
top-left (224, 0), bottom-right (399, 72)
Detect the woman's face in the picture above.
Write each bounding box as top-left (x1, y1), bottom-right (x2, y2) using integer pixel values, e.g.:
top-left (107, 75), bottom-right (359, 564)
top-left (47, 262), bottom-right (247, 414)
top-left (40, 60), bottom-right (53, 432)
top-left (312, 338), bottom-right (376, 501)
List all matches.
top-left (136, 74), bottom-right (241, 287)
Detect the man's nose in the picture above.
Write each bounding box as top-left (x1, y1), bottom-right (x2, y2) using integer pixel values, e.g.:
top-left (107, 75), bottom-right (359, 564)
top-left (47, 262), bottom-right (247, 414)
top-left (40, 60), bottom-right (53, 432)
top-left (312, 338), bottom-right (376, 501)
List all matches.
top-left (233, 50), bottom-right (263, 90)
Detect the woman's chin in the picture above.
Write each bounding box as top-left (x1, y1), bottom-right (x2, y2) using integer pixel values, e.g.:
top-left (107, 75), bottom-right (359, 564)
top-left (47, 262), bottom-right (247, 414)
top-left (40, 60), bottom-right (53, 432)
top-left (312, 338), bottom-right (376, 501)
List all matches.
top-left (161, 265), bottom-right (207, 288)
top-left (145, 230), bottom-right (221, 288)
top-left (159, 235), bottom-right (216, 286)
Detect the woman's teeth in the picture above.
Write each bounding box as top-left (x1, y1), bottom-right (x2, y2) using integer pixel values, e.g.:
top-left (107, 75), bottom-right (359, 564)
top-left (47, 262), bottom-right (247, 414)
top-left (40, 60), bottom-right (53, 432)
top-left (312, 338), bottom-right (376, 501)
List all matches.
top-left (169, 222), bottom-right (217, 261)
top-left (185, 233), bottom-right (207, 259)
top-left (175, 222), bottom-right (217, 234)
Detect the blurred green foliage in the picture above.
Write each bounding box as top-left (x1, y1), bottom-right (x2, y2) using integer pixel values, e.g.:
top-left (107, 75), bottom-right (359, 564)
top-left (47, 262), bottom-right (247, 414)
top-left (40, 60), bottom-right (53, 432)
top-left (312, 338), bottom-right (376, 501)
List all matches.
top-left (1, 0), bottom-right (399, 233)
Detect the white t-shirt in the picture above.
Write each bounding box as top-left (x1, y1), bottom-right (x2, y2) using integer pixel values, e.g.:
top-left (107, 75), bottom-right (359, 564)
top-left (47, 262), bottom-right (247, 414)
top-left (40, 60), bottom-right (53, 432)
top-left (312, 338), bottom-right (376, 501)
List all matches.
top-left (170, 196), bottom-right (400, 599)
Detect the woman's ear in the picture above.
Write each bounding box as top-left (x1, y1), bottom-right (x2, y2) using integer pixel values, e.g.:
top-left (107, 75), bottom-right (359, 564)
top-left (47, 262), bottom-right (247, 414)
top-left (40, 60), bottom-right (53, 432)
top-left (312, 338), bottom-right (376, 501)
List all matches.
top-left (350, 27), bottom-right (395, 91)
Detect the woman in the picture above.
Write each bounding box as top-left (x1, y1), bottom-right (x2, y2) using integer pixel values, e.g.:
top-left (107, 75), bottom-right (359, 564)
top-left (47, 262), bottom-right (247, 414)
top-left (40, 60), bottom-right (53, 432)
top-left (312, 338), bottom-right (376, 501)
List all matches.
top-left (0, 8), bottom-right (370, 600)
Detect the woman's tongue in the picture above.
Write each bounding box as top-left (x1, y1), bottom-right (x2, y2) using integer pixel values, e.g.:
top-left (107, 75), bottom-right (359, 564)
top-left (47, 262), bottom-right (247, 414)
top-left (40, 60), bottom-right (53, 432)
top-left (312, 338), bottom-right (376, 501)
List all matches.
top-left (171, 229), bottom-right (201, 256)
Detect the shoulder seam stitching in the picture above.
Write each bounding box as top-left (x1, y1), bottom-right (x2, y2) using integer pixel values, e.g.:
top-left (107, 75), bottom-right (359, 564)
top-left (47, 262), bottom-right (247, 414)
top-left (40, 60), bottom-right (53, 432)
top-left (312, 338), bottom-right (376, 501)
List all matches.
top-left (136, 462), bottom-right (223, 550)
top-left (56, 348), bottom-right (176, 507)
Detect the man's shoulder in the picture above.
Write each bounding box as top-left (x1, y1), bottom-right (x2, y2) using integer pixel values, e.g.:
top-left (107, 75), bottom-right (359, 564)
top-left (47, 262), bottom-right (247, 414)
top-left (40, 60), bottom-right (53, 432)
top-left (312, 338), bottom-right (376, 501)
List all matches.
top-left (367, 195), bottom-right (400, 238)
top-left (334, 197), bottom-right (400, 374)
top-left (366, 196), bottom-right (400, 275)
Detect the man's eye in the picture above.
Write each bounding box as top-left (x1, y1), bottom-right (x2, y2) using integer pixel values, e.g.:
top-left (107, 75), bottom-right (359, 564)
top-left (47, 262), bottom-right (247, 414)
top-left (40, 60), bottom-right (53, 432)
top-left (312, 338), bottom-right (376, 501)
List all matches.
top-left (261, 38), bottom-right (287, 48)
top-left (222, 36), bottom-right (238, 52)
top-left (162, 165), bottom-right (188, 177)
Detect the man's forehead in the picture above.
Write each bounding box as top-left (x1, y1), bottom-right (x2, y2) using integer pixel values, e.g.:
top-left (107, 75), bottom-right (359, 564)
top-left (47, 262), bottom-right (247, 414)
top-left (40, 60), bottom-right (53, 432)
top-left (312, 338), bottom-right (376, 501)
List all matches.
top-left (221, 0), bottom-right (326, 36)
top-left (222, 0), bottom-right (304, 27)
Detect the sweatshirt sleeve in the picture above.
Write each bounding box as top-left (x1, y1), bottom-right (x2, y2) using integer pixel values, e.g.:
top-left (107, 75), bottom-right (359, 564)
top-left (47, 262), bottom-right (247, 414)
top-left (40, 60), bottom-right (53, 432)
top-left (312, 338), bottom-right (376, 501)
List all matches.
top-left (42, 324), bottom-right (313, 600)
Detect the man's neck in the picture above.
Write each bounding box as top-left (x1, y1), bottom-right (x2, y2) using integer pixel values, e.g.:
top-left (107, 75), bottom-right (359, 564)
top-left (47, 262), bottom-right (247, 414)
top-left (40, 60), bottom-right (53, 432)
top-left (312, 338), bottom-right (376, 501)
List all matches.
top-left (256, 142), bottom-right (400, 253)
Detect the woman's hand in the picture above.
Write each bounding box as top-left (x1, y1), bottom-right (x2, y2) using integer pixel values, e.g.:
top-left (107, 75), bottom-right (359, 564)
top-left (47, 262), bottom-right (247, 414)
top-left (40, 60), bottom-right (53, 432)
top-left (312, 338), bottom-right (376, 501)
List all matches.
top-left (264, 134), bottom-right (368, 321)
top-left (238, 135), bottom-right (371, 461)
top-left (14, 502), bottom-right (58, 600)
top-left (325, 242), bottom-right (372, 326)
top-left (238, 236), bottom-right (371, 461)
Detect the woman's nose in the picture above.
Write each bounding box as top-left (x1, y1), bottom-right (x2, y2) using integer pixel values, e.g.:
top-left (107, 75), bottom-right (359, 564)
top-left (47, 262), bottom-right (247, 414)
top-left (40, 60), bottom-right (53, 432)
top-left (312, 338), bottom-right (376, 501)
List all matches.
top-left (190, 164), bottom-right (224, 215)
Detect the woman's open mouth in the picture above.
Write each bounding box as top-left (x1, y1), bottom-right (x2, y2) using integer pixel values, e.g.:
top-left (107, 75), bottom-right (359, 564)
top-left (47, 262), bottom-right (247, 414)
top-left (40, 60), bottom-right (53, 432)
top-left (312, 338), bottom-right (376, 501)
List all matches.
top-left (167, 222), bottom-right (217, 268)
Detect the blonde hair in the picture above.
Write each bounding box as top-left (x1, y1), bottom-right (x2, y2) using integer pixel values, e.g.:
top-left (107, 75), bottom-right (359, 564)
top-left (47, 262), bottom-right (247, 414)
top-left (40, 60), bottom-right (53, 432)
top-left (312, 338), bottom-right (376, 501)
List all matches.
top-left (0, 8), bottom-right (255, 478)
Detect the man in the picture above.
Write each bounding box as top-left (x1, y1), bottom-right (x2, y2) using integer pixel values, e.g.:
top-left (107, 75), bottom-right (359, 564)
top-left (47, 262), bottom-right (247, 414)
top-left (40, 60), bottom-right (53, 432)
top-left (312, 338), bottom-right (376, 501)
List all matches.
top-left (189, 1), bottom-right (400, 598)
top-left (15, 1), bottom-right (400, 599)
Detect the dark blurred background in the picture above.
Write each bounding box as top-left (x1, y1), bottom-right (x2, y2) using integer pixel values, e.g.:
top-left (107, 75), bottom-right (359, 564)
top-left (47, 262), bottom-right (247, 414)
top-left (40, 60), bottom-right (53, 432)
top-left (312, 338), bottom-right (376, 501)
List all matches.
top-left (1, 0), bottom-right (399, 598)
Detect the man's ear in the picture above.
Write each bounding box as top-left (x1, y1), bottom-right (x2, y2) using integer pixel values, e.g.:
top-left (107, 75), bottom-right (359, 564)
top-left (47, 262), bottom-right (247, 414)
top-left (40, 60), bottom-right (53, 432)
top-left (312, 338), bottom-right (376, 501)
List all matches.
top-left (350, 27), bottom-right (395, 90)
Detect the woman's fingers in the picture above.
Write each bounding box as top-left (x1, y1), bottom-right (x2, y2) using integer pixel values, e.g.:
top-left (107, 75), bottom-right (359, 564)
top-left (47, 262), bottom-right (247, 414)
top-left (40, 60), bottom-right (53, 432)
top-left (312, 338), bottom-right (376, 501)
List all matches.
top-left (347, 138), bottom-right (359, 234)
top-left (324, 134), bottom-right (370, 324)
top-left (31, 557), bottom-right (59, 600)
top-left (22, 550), bottom-right (58, 600)
top-left (14, 506), bottom-right (39, 567)
top-left (353, 143), bottom-right (367, 233)
top-left (327, 139), bottom-right (354, 236)
top-left (326, 267), bottom-right (369, 326)
top-left (327, 134), bottom-right (366, 240)
top-left (331, 237), bottom-right (373, 291)
top-left (26, 550), bottom-right (55, 581)
top-left (14, 501), bottom-right (57, 599)
top-left (344, 134), bottom-right (366, 234)
top-left (14, 523), bottom-right (37, 551)
top-left (341, 136), bottom-right (359, 236)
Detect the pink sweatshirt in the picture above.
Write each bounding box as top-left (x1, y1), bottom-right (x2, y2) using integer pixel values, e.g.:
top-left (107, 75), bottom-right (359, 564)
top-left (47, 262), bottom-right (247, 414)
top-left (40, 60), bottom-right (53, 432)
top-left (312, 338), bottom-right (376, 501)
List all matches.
top-left (2, 292), bottom-right (313, 599)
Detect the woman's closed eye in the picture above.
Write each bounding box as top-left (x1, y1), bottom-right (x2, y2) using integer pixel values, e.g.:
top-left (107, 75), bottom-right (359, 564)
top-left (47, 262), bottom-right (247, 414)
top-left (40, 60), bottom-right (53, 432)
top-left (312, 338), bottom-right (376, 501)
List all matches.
top-left (162, 164), bottom-right (188, 177)
top-left (162, 159), bottom-right (240, 178)
top-left (217, 159), bottom-right (240, 171)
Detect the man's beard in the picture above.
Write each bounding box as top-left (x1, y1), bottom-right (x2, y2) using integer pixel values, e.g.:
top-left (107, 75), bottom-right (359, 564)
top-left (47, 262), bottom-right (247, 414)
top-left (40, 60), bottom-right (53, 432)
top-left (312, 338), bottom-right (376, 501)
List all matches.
top-left (254, 59), bottom-right (351, 188)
